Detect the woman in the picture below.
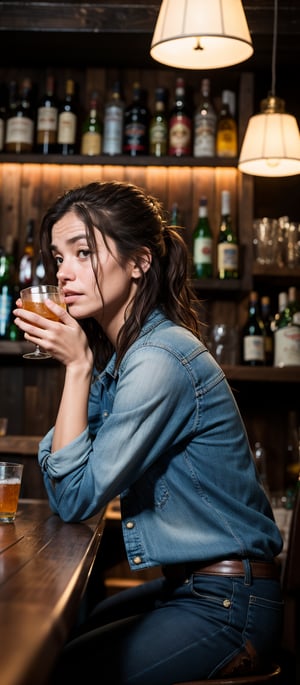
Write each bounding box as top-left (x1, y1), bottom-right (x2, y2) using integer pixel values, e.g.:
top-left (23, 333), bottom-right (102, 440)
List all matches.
top-left (14, 181), bottom-right (283, 685)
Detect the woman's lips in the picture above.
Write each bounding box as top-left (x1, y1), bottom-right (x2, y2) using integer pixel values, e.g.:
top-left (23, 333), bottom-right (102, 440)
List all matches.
top-left (63, 291), bottom-right (81, 304)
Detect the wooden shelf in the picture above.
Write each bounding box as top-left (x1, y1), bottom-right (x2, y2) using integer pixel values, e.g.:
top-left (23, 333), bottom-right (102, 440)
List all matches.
top-left (0, 341), bottom-right (34, 356)
top-left (253, 264), bottom-right (300, 281)
top-left (191, 278), bottom-right (243, 293)
top-left (0, 341), bottom-right (61, 366)
top-left (1, 342), bottom-right (298, 383)
top-left (222, 364), bottom-right (300, 383)
top-left (0, 153), bottom-right (238, 168)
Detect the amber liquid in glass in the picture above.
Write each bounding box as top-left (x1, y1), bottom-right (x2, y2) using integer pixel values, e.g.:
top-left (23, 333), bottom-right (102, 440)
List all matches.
top-left (0, 480), bottom-right (21, 518)
top-left (22, 300), bottom-right (65, 320)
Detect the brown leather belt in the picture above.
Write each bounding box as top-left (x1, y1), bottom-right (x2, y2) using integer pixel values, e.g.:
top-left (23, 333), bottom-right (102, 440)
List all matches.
top-left (162, 559), bottom-right (280, 582)
top-left (193, 559), bottom-right (280, 579)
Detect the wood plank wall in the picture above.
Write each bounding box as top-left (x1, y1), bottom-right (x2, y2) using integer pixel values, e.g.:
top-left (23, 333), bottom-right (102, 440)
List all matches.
top-left (0, 161), bottom-right (238, 265)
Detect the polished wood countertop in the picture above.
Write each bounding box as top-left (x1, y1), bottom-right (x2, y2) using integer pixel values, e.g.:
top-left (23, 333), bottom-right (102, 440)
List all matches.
top-left (0, 499), bottom-right (105, 685)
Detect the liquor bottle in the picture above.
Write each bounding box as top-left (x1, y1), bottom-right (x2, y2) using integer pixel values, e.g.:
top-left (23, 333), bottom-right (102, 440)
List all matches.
top-left (57, 78), bottom-right (77, 155)
top-left (149, 87), bottom-right (168, 157)
top-left (193, 78), bottom-right (216, 157)
top-left (5, 77), bottom-right (34, 153)
top-left (0, 240), bottom-right (15, 339)
top-left (36, 74), bottom-right (58, 154)
top-left (169, 202), bottom-right (184, 228)
top-left (168, 77), bottom-right (192, 157)
top-left (271, 291), bottom-right (288, 333)
top-left (273, 286), bottom-right (300, 367)
top-left (102, 82), bottom-right (124, 155)
top-left (123, 82), bottom-right (149, 156)
top-left (4, 80), bottom-right (17, 148)
top-left (260, 295), bottom-right (274, 366)
top-left (216, 90), bottom-right (238, 158)
top-left (2, 235), bottom-right (22, 341)
top-left (19, 219), bottom-right (35, 288)
top-left (217, 190), bottom-right (239, 279)
top-left (192, 196), bottom-right (213, 278)
top-left (242, 291), bottom-right (265, 366)
top-left (80, 93), bottom-right (102, 156)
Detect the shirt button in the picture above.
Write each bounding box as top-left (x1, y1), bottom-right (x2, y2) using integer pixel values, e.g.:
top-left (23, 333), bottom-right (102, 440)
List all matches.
top-left (133, 556), bottom-right (142, 565)
top-left (126, 521), bottom-right (135, 529)
top-left (223, 599), bottom-right (231, 608)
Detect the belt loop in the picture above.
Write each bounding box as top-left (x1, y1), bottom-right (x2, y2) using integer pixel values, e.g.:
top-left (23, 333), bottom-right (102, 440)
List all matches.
top-left (243, 558), bottom-right (252, 586)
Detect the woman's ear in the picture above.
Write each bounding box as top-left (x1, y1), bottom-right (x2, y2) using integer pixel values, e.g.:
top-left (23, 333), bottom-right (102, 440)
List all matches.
top-left (132, 248), bottom-right (152, 278)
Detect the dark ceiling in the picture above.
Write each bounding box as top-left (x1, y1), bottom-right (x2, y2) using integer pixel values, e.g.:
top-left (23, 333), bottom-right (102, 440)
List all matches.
top-left (0, 1), bottom-right (299, 74)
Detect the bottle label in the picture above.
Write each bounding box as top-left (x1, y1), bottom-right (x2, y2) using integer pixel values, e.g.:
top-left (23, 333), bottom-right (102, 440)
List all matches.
top-left (6, 116), bottom-right (34, 145)
top-left (217, 243), bottom-right (238, 271)
top-left (193, 237), bottom-right (212, 265)
top-left (123, 122), bottom-right (147, 154)
top-left (243, 335), bottom-right (265, 363)
top-left (81, 131), bottom-right (101, 156)
top-left (103, 106), bottom-right (123, 155)
top-left (37, 106), bottom-right (58, 132)
top-left (0, 286), bottom-right (13, 338)
top-left (216, 128), bottom-right (237, 157)
top-left (193, 113), bottom-right (215, 156)
top-left (169, 115), bottom-right (192, 155)
top-left (58, 112), bottom-right (77, 144)
top-left (274, 326), bottom-right (300, 367)
top-left (149, 121), bottom-right (167, 155)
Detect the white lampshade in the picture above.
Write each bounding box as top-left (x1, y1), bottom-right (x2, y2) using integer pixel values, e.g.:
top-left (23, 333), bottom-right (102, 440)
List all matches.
top-left (150, 0), bottom-right (253, 69)
top-left (238, 97), bottom-right (300, 177)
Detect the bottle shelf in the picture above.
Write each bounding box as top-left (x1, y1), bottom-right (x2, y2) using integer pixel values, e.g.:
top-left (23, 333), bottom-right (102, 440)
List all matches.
top-left (0, 340), bottom-right (58, 361)
top-left (222, 364), bottom-right (300, 383)
top-left (0, 153), bottom-right (238, 168)
top-left (253, 263), bottom-right (300, 282)
top-left (1, 342), bottom-right (299, 383)
top-left (191, 278), bottom-right (243, 293)
top-left (191, 278), bottom-right (246, 295)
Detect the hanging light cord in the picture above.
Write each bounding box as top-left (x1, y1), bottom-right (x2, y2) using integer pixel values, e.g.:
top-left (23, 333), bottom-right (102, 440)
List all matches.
top-left (270, 0), bottom-right (278, 96)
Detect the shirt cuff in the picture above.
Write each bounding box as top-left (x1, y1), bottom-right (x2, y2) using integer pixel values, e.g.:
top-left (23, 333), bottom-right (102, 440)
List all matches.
top-left (38, 426), bottom-right (91, 478)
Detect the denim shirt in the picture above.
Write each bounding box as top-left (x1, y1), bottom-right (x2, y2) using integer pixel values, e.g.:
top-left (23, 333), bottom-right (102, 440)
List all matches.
top-left (38, 309), bottom-right (282, 571)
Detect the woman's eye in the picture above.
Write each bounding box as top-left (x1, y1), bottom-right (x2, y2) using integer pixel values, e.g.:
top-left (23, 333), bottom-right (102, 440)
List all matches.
top-left (54, 255), bottom-right (63, 265)
top-left (78, 249), bottom-right (92, 258)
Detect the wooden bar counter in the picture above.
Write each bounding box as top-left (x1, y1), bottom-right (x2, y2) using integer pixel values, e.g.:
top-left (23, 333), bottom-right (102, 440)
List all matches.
top-left (0, 499), bottom-right (105, 685)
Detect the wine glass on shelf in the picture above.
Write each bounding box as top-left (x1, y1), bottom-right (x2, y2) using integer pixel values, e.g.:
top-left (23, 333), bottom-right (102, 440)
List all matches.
top-left (20, 284), bottom-right (66, 359)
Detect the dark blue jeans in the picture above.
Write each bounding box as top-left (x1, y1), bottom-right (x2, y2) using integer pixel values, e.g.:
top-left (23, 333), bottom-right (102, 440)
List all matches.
top-left (49, 571), bottom-right (283, 685)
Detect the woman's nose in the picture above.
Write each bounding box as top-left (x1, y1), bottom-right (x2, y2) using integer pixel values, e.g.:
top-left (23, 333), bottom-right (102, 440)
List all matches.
top-left (57, 263), bottom-right (75, 282)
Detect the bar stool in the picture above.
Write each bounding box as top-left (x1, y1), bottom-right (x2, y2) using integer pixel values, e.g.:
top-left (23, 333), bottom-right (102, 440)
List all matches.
top-left (173, 483), bottom-right (300, 685)
top-left (172, 664), bottom-right (281, 685)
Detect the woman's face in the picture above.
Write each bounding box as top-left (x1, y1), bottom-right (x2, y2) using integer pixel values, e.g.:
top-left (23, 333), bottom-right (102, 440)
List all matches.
top-left (50, 210), bottom-right (140, 343)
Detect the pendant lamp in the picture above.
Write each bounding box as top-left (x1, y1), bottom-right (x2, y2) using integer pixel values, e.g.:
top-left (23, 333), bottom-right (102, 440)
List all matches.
top-left (238, 0), bottom-right (300, 177)
top-left (150, 0), bottom-right (253, 70)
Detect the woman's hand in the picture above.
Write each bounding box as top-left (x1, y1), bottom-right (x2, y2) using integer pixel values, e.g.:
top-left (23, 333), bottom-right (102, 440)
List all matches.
top-left (13, 298), bottom-right (93, 371)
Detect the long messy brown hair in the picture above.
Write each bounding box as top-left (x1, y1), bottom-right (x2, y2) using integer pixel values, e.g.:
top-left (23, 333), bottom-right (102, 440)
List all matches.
top-left (40, 181), bottom-right (203, 370)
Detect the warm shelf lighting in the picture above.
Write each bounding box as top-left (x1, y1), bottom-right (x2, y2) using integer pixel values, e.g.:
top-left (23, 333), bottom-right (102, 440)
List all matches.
top-left (238, 0), bottom-right (300, 177)
top-left (150, 0), bottom-right (253, 69)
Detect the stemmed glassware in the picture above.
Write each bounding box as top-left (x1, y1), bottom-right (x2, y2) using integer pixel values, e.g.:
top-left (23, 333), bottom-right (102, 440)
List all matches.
top-left (20, 284), bottom-right (66, 359)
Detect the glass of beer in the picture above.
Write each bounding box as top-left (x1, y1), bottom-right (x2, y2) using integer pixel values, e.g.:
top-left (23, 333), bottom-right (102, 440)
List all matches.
top-left (0, 462), bottom-right (23, 523)
top-left (20, 284), bottom-right (66, 359)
